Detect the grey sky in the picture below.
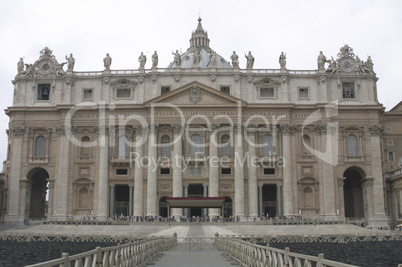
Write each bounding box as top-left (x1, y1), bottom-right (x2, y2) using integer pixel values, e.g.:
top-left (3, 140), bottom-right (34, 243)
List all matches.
top-left (0, 0), bottom-right (401, 164)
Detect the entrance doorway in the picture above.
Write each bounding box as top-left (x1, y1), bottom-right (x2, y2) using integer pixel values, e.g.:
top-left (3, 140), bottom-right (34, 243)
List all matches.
top-left (262, 184), bottom-right (277, 218)
top-left (27, 168), bottom-right (49, 219)
top-left (114, 185), bottom-right (129, 216)
top-left (159, 197), bottom-right (168, 217)
top-left (223, 197), bottom-right (233, 218)
top-left (188, 184), bottom-right (204, 217)
top-left (343, 168), bottom-right (364, 218)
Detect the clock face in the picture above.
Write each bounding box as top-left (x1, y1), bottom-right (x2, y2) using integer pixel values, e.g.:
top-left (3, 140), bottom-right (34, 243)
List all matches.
top-left (340, 57), bottom-right (355, 72)
top-left (39, 60), bottom-right (53, 74)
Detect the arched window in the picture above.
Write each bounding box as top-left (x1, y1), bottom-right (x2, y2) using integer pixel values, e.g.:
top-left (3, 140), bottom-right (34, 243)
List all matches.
top-left (118, 135), bottom-right (129, 157)
top-left (80, 136), bottom-right (91, 158)
top-left (347, 134), bottom-right (358, 156)
top-left (161, 135), bottom-right (170, 156)
top-left (190, 134), bottom-right (202, 155)
top-left (302, 135), bottom-right (311, 154)
top-left (221, 135), bottom-right (230, 156)
top-left (262, 134), bottom-right (274, 156)
top-left (35, 136), bottom-right (46, 157)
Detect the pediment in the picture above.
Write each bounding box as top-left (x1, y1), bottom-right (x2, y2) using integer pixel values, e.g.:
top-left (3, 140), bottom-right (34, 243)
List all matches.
top-left (253, 77), bottom-right (281, 87)
top-left (145, 81), bottom-right (246, 107)
top-left (389, 101), bottom-right (402, 113)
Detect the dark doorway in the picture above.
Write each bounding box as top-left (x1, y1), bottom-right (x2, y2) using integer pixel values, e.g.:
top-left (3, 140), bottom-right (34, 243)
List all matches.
top-left (159, 197), bottom-right (168, 217)
top-left (344, 168), bottom-right (364, 218)
top-left (223, 197), bottom-right (233, 218)
top-left (188, 184), bottom-right (204, 217)
top-left (114, 185), bottom-right (129, 216)
top-left (262, 184), bottom-right (277, 218)
top-left (27, 168), bottom-right (49, 219)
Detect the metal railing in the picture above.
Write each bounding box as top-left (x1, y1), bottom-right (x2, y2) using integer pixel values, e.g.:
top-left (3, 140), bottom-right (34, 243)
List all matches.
top-left (26, 236), bottom-right (176, 267)
top-left (214, 235), bottom-right (358, 267)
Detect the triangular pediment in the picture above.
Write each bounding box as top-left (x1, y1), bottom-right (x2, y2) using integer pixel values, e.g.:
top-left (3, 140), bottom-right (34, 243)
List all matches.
top-left (145, 81), bottom-right (246, 107)
top-left (389, 101), bottom-right (402, 113)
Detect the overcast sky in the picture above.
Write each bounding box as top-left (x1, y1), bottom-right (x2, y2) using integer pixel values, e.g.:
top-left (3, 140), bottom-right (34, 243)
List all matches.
top-left (0, 0), bottom-right (401, 165)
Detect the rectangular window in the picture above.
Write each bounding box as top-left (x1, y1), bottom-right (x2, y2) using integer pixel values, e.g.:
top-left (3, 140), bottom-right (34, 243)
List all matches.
top-left (161, 86), bottom-right (170, 95)
top-left (83, 89), bottom-right (93, 100)
top-left (389, 152), bottom-right (394, 162)
top-left (116, 169), bottom-right (128, 175)
top-left (221, 168), bottom-right (231, 175)
top-left (160, 168), bottom-right (170, 175)
top-left (385, 127), bottom-right (392, 133)
top-left (220, 86), bottom-right (230, 95)
top-left (189, 167), bottom-right (202, 176)
top-left (264, 168), bottom-right (275, 175)
top-left (342, 82), bottom-right (355, 99)
top-left (387, 140), bottom-right (394, 146)
top-left (260, 87), bottom-right (274, 98)
top-left (37, 84), bottom-right (51, 100)
top-left (298, 88), bottom-right (309, 99)
top-left (116, 88), bottom-right (131, 98)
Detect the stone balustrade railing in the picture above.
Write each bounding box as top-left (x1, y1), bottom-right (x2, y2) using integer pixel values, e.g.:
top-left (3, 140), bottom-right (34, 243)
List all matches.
top-left (214, 235), bottom-right (358, 267)
top-left (72, 68), bottom-right (319, 76)
top-left (26, 236), bottom-right (176, 267)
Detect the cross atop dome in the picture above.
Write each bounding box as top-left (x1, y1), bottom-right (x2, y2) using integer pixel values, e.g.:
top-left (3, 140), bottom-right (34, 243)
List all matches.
top-left (189, 17), bottom-right (210, 49)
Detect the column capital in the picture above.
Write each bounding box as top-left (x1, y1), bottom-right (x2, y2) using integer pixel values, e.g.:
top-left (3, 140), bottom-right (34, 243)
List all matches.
top-left (11, 126), bottom-right (25, 137)
top-left (95, 125), bottom-right (109, 136)
top-left (368, 125), bottom-right (382, 135)
top-left (202, 183), bottom-right (209, 187)
top-left (278, 124), bottom-right (296, 134)
top-left (208, 124), bottom-right (220, 134)
top-left (57, 125), bottom-right (74, 136)
top-left (171, 124), bottom-right (184, 135)
top-left (133, 124), bottom-right (146, 135)
top-left (148, 124), bottom-right (159, 134)
top-left (233, 123), bottom-right (243, 134)
top-left (183, 183), bottom-right (189, 187)
top-left (258, 183), bottom-right (264, 187)
top-left (246, 124), bottom-right (258, 136)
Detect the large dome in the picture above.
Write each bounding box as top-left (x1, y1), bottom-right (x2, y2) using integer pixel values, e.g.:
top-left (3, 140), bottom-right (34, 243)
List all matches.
top-left (166, 18), bottom-right (232, 69)
top-left (167, 48), bottom-right (232, 69)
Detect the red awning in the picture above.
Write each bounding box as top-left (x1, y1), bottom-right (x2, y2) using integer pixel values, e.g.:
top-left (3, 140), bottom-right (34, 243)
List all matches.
top-left (165, 197), bottom-right (226, 208)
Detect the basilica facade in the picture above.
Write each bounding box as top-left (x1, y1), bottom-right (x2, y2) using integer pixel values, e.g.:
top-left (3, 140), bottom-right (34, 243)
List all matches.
top-left (4, 18), bottom-right (389, 227)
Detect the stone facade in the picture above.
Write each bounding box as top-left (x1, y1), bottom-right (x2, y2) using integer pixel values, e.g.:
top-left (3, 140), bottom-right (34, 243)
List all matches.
top-left (383, 101), bottom-right (402, 228)
top-left (3, 18), bottom-right (389, 227)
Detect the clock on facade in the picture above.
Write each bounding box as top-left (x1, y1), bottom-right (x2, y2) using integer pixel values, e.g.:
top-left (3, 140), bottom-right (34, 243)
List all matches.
top-left (38, 60), bottom-right (53, 74)
top-left (339, 57), bottom-right (355, 72)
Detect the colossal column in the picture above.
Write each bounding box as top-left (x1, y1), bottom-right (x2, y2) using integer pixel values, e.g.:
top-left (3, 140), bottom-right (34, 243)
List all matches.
top-left (147, 124), bottom-right (158, 216)
top-left (5, 127), bottom-right (24, 222)
top-left (208, 124), bottom-right (219, 217)
top-left (247, 125), bottom-right (258, 217)
top-left (55, 125), bottom-right (71, 219)
top-left (368, 125), bottom-right (388, 226)
top-left (280, 124), bottom-right (294, 217)
top-left (234, 124), bottom-right (245, 218)
top-left (133, 126), bottom-right (145, 217)
top-left (172, 124), bottom-right (183, 218)
top-left (97, 125), bottom-right (109, 219)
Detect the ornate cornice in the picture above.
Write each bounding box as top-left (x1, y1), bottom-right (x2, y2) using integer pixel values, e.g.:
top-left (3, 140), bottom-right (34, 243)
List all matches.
top-left (56, 125), bottom-right (73, 136)
top-left (148, 124), bottom-right (159, 134)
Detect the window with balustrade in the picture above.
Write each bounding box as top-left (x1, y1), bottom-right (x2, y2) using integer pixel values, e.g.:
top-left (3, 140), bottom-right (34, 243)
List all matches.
top-left (117, 135), bottom-right (129, 157)
top-left (262, 134), bottom-right (274, 156)
top-left (190, 134), bottom-right (202, 155)
top-left (161, 135), bottom-right (171, 156)
top-left (34, 136), bottom-right (46, 157)
top-left (220, 135), bottom-right (230, 156)
top-left (347, 134), bottom-right (358, 156)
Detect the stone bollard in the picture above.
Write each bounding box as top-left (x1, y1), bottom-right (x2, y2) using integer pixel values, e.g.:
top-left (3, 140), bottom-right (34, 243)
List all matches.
top-left (173, 232), bottom-right (177, 244)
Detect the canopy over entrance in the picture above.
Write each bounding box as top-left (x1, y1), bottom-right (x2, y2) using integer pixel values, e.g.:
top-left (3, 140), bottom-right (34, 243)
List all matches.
top-left (166, 197), bottom-right (225, 208)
